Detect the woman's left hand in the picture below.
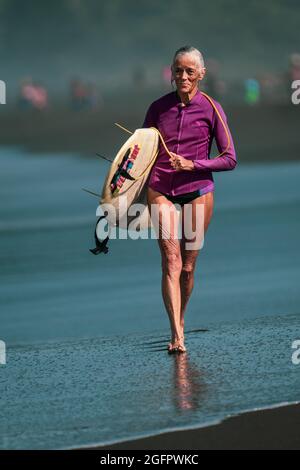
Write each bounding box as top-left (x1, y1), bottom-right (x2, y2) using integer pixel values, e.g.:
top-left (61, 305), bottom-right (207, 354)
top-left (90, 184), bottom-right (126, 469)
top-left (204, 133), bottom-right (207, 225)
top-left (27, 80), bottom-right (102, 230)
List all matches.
top-left (169, 152), bottom-right (194, 171)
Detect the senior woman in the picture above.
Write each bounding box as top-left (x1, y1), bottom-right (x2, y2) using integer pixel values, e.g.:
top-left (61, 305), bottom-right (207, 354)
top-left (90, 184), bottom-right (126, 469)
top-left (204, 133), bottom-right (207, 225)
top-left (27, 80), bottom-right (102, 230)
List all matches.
top-left (143, 46), bottom-right (237, 354)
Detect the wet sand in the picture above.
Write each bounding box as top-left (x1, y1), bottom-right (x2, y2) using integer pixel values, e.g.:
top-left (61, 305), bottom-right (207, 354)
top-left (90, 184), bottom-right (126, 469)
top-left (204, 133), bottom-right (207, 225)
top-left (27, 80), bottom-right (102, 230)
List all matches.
top-left (85, 403), bottom-right (300, 450)
top-left (2, 310), bottom-right (300, 450)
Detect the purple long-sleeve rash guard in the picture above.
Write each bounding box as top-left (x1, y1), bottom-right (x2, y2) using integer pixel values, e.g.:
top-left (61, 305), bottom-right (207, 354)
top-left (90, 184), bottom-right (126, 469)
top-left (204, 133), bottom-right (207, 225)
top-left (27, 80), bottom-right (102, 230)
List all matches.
top-left (142, 89), bottom-right (237, 196)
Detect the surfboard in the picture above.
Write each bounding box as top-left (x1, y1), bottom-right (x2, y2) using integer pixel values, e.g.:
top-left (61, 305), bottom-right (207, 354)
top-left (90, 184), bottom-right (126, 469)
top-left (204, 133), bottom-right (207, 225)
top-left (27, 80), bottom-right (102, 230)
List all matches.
top-left (100, 127), bottom-right (159, 231)
top-left (89, 127), bottom-right (159, 254)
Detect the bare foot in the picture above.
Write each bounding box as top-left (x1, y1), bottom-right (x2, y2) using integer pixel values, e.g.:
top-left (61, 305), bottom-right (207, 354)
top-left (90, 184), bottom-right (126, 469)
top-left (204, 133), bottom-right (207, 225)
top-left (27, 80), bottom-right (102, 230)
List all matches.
top-left (168, 337), bottom-right (186, 354)
top-left (168, 334), bottom-right (186, 354)
top-left (167, 323), bottom-right (185, 352)
top-left (167, 336), bottom-right (175, 352)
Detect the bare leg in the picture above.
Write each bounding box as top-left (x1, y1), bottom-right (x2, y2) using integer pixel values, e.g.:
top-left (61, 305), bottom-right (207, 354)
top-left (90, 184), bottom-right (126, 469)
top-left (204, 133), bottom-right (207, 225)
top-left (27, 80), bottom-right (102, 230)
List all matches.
top-left (179, 191), bottom-right (214, 338)
top-left (160, 235), bottom-right (182, 346)
top-left (147, 187), bottom-right (183, 349)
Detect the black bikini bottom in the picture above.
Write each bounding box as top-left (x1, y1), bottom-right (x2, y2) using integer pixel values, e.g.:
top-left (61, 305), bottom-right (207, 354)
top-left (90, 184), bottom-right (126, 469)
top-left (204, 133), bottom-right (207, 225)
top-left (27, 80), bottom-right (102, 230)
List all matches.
top-left (163, 189), bottom-right (202, 206)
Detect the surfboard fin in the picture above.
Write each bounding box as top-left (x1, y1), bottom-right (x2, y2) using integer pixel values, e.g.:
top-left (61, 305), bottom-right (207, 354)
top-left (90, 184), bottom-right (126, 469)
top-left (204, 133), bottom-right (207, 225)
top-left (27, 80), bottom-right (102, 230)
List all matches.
top-left (82, 188), bottom-right (101, 198)
top-left (96, 153), bottom-right (113, 163)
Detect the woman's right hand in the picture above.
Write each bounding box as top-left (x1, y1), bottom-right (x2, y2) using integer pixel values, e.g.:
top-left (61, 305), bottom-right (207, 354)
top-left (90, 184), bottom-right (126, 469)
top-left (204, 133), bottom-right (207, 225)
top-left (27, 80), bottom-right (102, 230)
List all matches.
top-left (169, 152), bottom-right (194, 171)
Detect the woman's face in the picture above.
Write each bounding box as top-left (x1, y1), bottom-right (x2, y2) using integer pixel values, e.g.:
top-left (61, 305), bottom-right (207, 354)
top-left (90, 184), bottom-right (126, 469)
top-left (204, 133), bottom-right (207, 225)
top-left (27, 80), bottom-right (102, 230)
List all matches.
top-left (172, 53), bottom-right (205, 95)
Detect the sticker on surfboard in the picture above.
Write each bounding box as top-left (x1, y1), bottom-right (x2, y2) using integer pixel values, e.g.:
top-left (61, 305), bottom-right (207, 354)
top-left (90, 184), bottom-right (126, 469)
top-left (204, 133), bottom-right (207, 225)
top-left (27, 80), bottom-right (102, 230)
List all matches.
top-left (109, 144), bottom-right (140, 196)
top-left (100, 127), bottom-right (159, 231)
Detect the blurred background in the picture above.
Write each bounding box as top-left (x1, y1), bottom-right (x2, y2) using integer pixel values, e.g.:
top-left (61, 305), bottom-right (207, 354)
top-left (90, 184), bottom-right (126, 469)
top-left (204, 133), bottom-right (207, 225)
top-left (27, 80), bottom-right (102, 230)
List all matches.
top-left (0, 0), bottom-right (300, 157)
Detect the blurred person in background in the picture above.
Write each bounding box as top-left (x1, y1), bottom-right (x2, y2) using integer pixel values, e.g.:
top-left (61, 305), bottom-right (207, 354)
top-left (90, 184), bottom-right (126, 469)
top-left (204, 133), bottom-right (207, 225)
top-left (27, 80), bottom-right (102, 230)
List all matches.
top-left (203, 58), bottom-right (225, 101)
top-left (70, 78), bottom-right (88, 111)
top-left (288, 53), bottom-right (300, 82)
top-left (18, 78), bottom-right (35, 110)
top-left (31, 82), bottom-right (48, 110)
top-left (287, 53), bottom-right (300, 102)
top-left (244, 78), bottom-right (260, 105)
top-left (162, 65), bottom-right (172, 88)
top-left (18, 78), bottom-right (48, 110)
top-left (85, 82), bottom-right (101, 110)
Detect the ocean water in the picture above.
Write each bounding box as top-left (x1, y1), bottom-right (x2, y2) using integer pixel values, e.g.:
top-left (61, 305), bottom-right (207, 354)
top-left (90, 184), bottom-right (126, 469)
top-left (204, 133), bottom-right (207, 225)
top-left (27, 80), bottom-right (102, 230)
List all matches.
top-left (0, 147), bottom-right (300, 448)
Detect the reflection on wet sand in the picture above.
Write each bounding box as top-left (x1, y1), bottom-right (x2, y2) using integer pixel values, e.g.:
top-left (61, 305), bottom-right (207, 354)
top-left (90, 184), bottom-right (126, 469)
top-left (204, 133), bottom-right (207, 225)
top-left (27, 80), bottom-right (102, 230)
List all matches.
top-left (141, 330), bottom-right (208, 412)
top-left (170, 352), bottom-right (207, 412)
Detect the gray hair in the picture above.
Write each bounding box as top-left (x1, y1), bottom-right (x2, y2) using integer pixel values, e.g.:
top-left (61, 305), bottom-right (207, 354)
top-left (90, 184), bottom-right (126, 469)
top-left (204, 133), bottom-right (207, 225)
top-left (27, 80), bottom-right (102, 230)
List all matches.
top-left (172, 46), bottom-right (205, 70)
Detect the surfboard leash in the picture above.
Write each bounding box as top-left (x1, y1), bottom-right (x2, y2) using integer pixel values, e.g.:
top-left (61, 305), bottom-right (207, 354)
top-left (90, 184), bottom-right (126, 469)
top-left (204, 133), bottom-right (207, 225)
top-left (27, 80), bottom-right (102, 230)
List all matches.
top-left (89, 216), bottom-right (110, 255)
top-left (114, 91), bottom-right (231, 163)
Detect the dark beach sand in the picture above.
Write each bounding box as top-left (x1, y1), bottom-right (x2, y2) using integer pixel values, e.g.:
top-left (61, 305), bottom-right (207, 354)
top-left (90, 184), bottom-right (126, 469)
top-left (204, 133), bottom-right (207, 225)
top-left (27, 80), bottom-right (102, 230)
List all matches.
top-left (85, 403), bottom-right (300, 450)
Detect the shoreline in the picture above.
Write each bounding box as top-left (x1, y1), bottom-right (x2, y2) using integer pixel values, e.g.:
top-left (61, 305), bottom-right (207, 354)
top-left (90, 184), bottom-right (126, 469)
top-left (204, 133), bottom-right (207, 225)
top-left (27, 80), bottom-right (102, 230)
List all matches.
top-left (2, 313), bottom-right (300, 450)
top-left (77, 402), bottom-right (300, 450)
top-left (0, 103), bottom-right (299, 162)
